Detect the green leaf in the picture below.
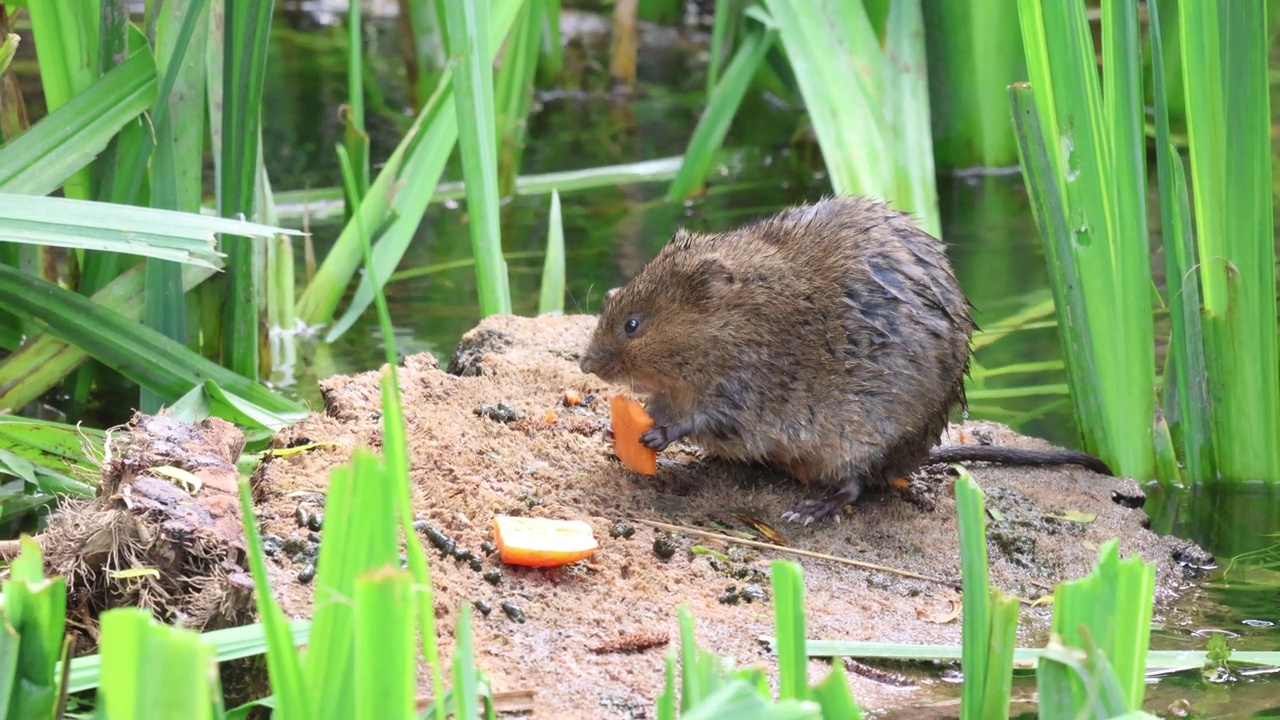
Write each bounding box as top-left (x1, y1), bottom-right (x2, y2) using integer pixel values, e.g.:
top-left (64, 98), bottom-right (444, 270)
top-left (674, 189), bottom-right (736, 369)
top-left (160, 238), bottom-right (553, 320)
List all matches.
top-left (770, 559), bottom-right (808, 702)
top-left (96, 607), bottom-right (218, 720)
top-left (1, 537), bottom-right (68, 720)
top-left (64, 620), bottom-right (311, 695)
top-left (0, 33), bottom-right (18, 76)
top-left (0, 264), bottom-right (306, 421)
top-left (0, 49), bottom-right (157, 196)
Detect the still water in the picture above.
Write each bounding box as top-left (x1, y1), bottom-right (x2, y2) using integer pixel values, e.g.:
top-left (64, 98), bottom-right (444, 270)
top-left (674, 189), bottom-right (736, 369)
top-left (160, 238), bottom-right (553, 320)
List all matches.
top-left (264, 7), bottom-right (1279, 716)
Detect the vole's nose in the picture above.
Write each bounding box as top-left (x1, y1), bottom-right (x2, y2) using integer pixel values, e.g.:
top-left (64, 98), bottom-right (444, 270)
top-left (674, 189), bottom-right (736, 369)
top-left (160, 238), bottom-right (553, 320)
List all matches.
top-left (579, 347), bottom-right (597, 375)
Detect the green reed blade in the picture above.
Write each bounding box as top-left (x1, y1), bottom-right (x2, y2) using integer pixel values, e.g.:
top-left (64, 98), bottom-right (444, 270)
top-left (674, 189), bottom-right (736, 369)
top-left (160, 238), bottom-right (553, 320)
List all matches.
top-left (219, 0), bottom-right (275, 380)
top-left (0, 33), bottom-right (18, 76)
top-left (0, 49), bottom-right (156, 196)
top-left (706, 0), bottom-right (747, 97)
top-left (954, 471), bottom-right (990, 720)
top-left (345, 0), bottom-right (369, 204)
top-left (760, 0), bottom-right (887, 199)
top-left (922, 0), bottom-right (1025, 170)
top-left (1179, 0), bottom-right (1280, 481)
top-left (297, 0), bottom-right (524, 329)
top-left (1037, 540), bottom-right (1155, 717)
top-left (1146, 0), bottom-right (1212, 483)
top-left (444, 0), bottom-right (514, 316)
top-left (1008, 83), bottom-right (1100, 456)
top-left (537, 189), bottom-right (565, 314)
top-left (494, 0), bottom-right (541, 197)
top-left (980, 588), bottom-right (1020, 720)
top-left (1014, 0), bottom-right (1157, 479)
top-left (667, 14), bottom-right (776, 202)
top-left (882, 0), bottom-right (939, 238)
top-left (25, 0), bottom-right (99, 200)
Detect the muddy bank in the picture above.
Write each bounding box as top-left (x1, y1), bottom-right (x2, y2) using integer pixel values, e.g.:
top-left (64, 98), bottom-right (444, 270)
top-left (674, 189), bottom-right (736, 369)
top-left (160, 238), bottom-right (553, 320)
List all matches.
top-left (253, 314), bottom-right (1213, 718)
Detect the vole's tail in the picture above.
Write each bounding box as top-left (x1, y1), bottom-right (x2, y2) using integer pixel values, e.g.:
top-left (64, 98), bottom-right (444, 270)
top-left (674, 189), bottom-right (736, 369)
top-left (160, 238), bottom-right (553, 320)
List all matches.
top-left (927, 444), bottom-right (1114, 476)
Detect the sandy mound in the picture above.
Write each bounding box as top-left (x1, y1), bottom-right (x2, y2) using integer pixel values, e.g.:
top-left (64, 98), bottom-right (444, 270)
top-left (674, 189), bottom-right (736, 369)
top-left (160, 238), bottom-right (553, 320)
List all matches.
top-left (252, 314), bottom-right (1213, 718)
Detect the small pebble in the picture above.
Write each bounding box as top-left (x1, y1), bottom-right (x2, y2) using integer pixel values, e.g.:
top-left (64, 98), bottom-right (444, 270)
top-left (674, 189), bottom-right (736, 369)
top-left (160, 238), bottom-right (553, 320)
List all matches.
top-left (483, 569), bottom-right (502, 585)
top-left (473, 600), bottom-right (492, 617)
top-left (653, 535), bottom-right (679, 560)
top-left (307, 531), bottom-right (323, 544)
top-left (294, 507), bottom-right (311, 528)
top-left (609, 523), bottom-right (636, 539)
top-left (261, 534), bottom-right (283, 557)
top-left (307, 512), bottom-right (324, 532)
top-left (500, 601), bottom-right (526, 623)
top-left (399, 553), bottom-right (408, 569)
top-left (297, 563), bottom-right (316, 583)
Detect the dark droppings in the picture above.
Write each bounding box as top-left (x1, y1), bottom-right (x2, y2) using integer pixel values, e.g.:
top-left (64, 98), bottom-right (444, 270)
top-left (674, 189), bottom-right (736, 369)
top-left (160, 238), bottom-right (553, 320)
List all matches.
top-left (473, 401), bottom-right (523, 423)
top-left (500, 601), bottom-right (526, 623)
top-left (261, 533), bottom-right (283, 557)
top-left (417, 522), bottom-right (456, 557)
top-left (480, 540), bottom-right (497, 556)
top-left (483, 568), bottom-right (502, 585)
top-left (653, 534), bottom-right (679, 559)
top-left (609, 522), bottom-right (636, 539)
top-left (473, 600), bottom-right (492, 617)
top-left (469, 556), bottom-right (483, 572)
top-left (297, 563), bottom-right (316, 583)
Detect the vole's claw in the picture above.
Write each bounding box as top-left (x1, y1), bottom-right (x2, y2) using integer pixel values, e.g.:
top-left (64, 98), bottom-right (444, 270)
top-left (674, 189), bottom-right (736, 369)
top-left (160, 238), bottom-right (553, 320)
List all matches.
top-left (640, 426), bottom-right (671, 451)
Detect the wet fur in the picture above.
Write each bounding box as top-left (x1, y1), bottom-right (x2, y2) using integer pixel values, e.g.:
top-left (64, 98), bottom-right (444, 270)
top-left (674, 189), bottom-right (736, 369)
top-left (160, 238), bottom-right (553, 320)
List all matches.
top-left (580, 196), bottom-right (1107, 524)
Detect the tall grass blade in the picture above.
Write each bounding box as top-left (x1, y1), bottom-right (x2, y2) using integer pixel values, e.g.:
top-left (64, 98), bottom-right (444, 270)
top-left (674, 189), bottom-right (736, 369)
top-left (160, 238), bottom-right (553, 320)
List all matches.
top-left (443, 0), bottom-right (513, 316)
top-left (953, 470), bottom-right (991, 720)
top-left (667, 14), bottom-right (776, 202)
top-left (1178, 0), bottom-right (1280, 481)
top-left (1036, 540), bottom-right (1155, 717)
top-left (882, 0), bottom-right (939, 238)
top-left (0, 33), bottom-right (18, 76)
top-left (354, 568), bottom-right (416, 720)
top-left (494, 0), bottom-right (541, 197)
top-left (219, 0), bottom-right (276, 380)
top-left (0, 50), bottom-right (156, 196)
top-left (706, 0), bottom-right (746, 97)
top-left (1147, 0), bottom-right (1212, 483)
top-left (451, 606), bottom-right (481, 720)
top-left (236, 479), bottom-right (311, 720)
top-left (95, 608), bottom-right (218, 720)
top-left (770, 559), bottom-right (807, 701)
top-left (537, 189), bottom-right (565, 314)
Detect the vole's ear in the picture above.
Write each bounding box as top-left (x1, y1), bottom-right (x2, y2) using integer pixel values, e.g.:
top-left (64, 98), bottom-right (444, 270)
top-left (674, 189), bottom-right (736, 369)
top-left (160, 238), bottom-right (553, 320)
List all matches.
top-left (604, 287), bottom-right (620, 305)
top-left (701, 257), bottom-right (735, 294)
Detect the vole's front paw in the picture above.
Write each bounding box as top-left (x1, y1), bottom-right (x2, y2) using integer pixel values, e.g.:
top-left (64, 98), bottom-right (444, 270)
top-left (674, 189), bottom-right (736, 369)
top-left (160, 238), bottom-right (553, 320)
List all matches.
top-left (640, 426), bottom-right (673, 451)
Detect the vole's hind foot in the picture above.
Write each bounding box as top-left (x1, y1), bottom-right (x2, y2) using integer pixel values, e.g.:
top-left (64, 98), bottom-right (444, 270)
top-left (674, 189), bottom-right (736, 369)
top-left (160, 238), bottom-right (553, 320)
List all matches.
top-left (781, 482), bottom-right (862, 525)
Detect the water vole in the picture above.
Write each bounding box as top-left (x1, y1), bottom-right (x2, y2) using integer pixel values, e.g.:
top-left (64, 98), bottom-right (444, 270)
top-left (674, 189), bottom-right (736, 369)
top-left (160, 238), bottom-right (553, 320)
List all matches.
top-left (579, 196), bottom-right (1112, 524)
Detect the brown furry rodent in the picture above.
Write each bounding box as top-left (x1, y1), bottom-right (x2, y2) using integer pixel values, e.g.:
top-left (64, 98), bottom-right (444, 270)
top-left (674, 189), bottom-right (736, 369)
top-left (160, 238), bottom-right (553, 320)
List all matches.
top-left (579, 196), bottom-right (1113, 524)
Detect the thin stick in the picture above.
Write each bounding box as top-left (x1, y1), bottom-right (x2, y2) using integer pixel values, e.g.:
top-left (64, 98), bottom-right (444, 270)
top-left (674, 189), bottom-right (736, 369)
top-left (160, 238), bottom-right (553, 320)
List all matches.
top-left (634, 518), bottom-right (962, 590)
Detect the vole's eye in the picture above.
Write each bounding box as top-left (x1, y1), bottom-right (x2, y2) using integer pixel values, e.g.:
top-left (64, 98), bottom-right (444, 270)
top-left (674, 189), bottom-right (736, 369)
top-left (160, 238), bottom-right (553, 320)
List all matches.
top-left (623, 317), bottom-right (641, 335)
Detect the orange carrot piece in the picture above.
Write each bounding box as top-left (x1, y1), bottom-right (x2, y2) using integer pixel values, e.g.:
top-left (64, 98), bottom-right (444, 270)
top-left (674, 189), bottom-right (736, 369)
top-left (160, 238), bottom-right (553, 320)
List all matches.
top-left (609, 395), bottom-right (658, 475)
top-left (492, 515), bottom-right (598, 568)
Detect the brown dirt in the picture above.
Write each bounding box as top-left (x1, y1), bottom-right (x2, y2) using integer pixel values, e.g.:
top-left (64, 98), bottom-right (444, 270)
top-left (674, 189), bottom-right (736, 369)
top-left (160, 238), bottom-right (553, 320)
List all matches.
top-left (252, 314), bottom-right (1215, 719)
